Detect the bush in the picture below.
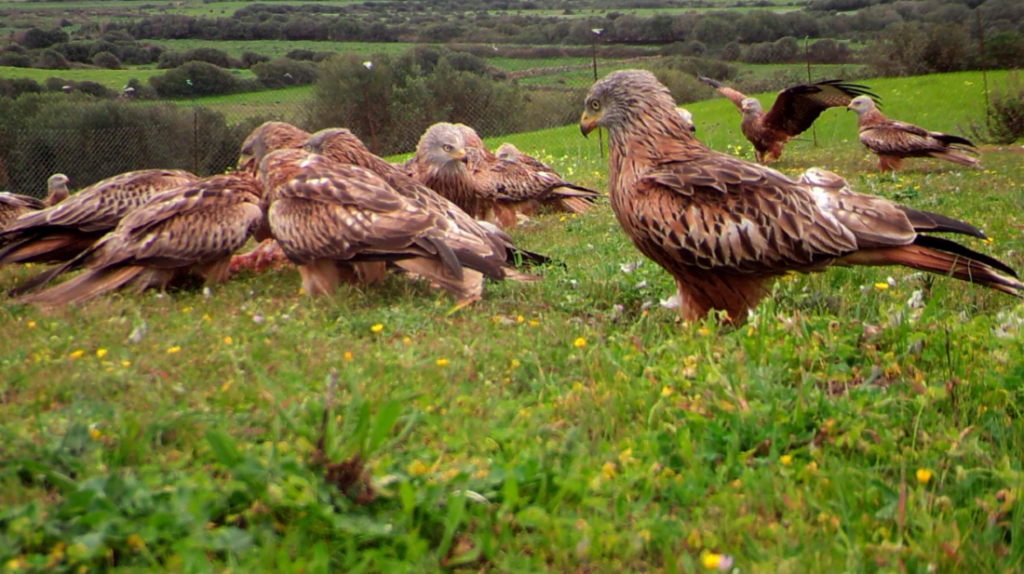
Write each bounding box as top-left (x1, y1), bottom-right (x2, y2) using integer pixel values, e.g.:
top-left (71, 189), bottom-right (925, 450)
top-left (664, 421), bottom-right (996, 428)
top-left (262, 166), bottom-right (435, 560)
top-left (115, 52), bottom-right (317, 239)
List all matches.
top-left (149, 62), bottom-right (244, 98)
top-left (0, 94), bottom-right (242, 195)
top-left (0, 52), bottom-right (32, 68)
top-left (93, 51), bottom-right (122, 70)
top-left (285, 49), bottom-right (316, 61)
top-left (985, 31), bottom-right (1024, 69)
top-left (158, 47), bottom-right (234, 70)
top-left (649, 68), bottom-right (715, 105)
top-left (35, 49), bottom-right (72, 70)
top-left (966, 75), bottom-right (1024, 144)
top-left (241, 51), bottom-right (271, 68)
top-left (0, 78), bottom-right (43, 99)
top-left (251, 58), bottom-right (318, 88)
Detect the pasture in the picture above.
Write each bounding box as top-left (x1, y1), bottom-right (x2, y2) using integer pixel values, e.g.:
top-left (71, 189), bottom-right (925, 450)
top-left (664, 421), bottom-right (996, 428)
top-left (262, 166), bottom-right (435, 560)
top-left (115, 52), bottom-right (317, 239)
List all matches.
top-left (2, 71), bottom-right (1023, 572)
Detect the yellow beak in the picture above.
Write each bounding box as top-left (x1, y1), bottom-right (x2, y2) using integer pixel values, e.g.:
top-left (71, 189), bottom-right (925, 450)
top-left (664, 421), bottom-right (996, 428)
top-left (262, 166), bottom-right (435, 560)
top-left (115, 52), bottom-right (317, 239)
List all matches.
top-left (580, 110), bottom-right (599, 137)
top-left (452, 148), bottom-right (467, 162)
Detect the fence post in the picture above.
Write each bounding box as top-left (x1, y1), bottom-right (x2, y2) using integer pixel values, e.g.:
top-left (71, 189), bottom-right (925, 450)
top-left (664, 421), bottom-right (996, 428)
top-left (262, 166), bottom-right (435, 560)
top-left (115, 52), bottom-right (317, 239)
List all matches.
top-left (592, 28), bottom-right (604, 159)
top-left (193, 110), bottom-right (199, 175)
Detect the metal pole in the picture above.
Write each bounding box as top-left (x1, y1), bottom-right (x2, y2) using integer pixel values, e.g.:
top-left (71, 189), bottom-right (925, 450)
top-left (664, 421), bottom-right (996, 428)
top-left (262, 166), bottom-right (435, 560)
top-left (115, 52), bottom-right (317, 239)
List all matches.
top-left (805, 37), bottom-right (817, 148)
top-left (193, 110), bottom-right (199, 175)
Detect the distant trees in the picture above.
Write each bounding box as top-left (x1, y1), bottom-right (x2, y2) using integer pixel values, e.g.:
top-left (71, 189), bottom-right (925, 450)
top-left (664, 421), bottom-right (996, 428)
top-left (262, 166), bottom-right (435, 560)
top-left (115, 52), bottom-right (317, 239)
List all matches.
top-left (148, 62), bottom-right (246, 98)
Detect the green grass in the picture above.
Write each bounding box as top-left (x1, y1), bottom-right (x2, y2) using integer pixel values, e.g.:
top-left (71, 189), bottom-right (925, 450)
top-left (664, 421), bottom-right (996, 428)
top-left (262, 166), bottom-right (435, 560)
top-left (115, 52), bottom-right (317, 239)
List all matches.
top-left (170, 85), bottom-right (313, 124)
top-left (0, 65), bottom-right (257, 91)
top-left (2, 70), bottom-right (1024, 573)
top-left (147, 39), bottom-right (419, 60)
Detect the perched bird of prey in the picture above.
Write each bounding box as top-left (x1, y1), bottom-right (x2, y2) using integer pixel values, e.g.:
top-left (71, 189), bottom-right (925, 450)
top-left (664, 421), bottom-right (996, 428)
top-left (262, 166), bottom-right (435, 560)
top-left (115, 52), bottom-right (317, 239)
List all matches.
top-left (580, 70), bottom-right (1021, 322)
top-left (45, 174), bottom-right (70, 206)
top-left (237, 121), bottom-right (310, 175)
top-left (408, 123), bottom-right (600, 227)
top-left (259, 147), bottom-right (538, 304)
top-left (1, 169), bottom-right (199, 295)
top-left (676, 108), bottom-right (696, 133)
top-left (18, 173), bottom-right (264, 306)
top-left (495, 142), bottom-right (555, 172)
top-left (847, 96), bottom-right (981, 172)
top-left (232, 121), bottom-right (310, 271)
top-left (698, 75), bottom-right (878, 163)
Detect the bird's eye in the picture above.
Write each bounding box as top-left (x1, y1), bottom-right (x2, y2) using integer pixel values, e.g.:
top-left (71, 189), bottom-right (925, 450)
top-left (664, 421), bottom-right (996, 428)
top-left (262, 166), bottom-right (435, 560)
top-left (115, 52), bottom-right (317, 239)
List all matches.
top-left (589, 100), bottom-right (601, 111)
top-left (443, 144), bottom-right (453, 152)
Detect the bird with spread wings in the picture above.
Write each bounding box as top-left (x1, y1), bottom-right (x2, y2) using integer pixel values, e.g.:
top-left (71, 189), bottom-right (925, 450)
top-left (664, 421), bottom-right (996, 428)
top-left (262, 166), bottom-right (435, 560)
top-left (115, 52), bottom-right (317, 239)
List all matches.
top-left (698, 76), bottom-right (878, 163)
top-left (580, 70), bottom-right (1021, 323)
top-left (19, 173), bottom-right (264, 306)
top-left (258, 147), bottom-right (539, 305)
top-left (847, 96), bottom-right (981, 172)
top-left (406, 122), bottom-right (600, 228)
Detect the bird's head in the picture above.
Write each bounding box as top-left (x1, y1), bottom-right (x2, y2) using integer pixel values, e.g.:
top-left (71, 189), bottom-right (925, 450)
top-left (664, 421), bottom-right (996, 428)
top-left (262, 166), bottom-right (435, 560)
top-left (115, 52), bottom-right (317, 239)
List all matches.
top-left (740, 98), bottom-right (762, 114)
top-left (495, 142), bottom-right (521, 161)
top-left (46, 173), bottom-right (70, 206)
top-left (256, 148), bottom-right (313, 193)
top-left (238, 121), bottom-right (308, 175)
top-left (304, 128), bottom-right (367, 164)
top-left (847, 95), bottom-right (875, 115)
top-left (798, 167), bottom-right (848, 190)
top-left (416, 123), bottom-right (468, 171)
top-left (676, 108), bottom-right (697, 133)
top-left (580, 69), bottom-right (680, 137)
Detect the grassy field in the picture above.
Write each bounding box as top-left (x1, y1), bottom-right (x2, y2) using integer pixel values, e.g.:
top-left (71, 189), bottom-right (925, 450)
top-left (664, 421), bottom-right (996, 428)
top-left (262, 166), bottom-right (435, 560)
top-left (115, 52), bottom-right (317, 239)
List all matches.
top-left (2, 71), bottom-right (1024, 573)
top-left (147, 40), bottom-right (420, 60)
top-left (0, 65), bottom-right (258, 91)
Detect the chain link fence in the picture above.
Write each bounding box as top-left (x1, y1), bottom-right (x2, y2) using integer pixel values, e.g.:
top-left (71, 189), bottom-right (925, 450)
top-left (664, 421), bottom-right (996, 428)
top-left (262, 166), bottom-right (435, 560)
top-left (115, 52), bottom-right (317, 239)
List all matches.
top-left (0, 49), bottom-right (654, 198)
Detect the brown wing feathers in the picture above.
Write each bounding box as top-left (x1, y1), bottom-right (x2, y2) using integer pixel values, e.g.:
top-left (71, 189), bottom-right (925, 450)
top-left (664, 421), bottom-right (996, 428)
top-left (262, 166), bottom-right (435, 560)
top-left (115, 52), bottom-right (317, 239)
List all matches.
top-left (764, 80), bottom-right (880, 136)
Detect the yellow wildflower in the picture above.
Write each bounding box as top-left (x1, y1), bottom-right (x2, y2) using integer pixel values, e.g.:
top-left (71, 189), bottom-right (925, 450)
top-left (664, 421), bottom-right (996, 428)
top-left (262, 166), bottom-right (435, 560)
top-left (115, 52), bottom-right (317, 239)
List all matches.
top-left (223, 336), bottom-right (232, 345)
top-left (601, 461), bottom-right (617, 479)
top-left (121, 360), bottom-right (131, 367)
top-left (661, 386), bottom-right (673, 397)
top-left (166, 346), bottom-right (181, 354)
top-left (27, 321), bottom-right (36, 329)
top-left (916, 468), bottom-right (932, 485)
top-left (343, 351), bottom-right (353, 361)
top-left (701, 553), bottom-right (722, 569)
top-left (95, 349), bottom-right (107, 359)
top-left (89, 426), bottom-right (101, 441)
top-left (69, 350), bottom-right (84, 359)
top-left (402, 336), bottom-right (411, 344)
top-left (874, 283), bottom-right (889, 290)
top-left (126, 534), bottom-right (145, 550)
top-left (436, 358), bottom-right (449, 367)
top-left (516, 315), bottom-right (524, 323)
top-left (370, 323), bottom-right (384, 334)
top-left (510, 359), bottom-right (521, 369)
top-left (407, 460), bottom-right (428, 477)
top-left (780, 455), bottom-right (792, 466)
top-left (528, 319), bottom-right (539, 327)
top-left (573, 337), bottom-right (587, 348)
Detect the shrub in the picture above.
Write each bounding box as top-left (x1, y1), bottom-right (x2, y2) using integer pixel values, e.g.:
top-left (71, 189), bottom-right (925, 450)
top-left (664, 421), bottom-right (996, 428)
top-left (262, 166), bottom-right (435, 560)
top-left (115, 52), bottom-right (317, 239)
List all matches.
top-left (966, 75), bottom-right (1024, 145)
top-left (158, 48), bottom-right (233, 69)
top-left (285, 49), bottom-right (316, 61)
top-left (985, 31), bottom-right (1024, 69)
top-left (35, 49), bottom-right (72, 70)
top-left (149, 62), bottom-right (244, 98)
top-left (251, 58), bottom-right (318, 88)
top-left (0, 52), bottom-right (32, 68)
top-left (649, 68), bottom-right (714, 105)
top-left (0, 78), bottom-right (43, 99)
top-left (241, 51), bottom-right (271, 68)
top-left (93, 51), bottom-right (122, 70)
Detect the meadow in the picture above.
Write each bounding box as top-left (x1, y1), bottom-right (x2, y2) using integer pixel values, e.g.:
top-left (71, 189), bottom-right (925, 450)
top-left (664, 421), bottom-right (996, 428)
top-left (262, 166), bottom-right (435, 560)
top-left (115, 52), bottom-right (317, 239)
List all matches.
top-left (1, 70), bottom-right (1023, 573)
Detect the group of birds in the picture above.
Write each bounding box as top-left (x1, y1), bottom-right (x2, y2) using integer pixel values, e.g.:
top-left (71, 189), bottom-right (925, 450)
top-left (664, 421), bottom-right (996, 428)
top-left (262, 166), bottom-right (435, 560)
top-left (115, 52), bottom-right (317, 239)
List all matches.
top-left (697, 75), bottom-right (982, 171)
top-left (0, 69), bottom-right (1015, 323)
top-left (0, 120), bottom-right (599, 308)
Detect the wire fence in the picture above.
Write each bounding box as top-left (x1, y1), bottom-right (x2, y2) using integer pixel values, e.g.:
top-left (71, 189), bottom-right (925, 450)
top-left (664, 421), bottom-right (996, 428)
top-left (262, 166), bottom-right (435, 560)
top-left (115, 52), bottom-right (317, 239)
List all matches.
top-left (0, 51), bottom-right (633, 199)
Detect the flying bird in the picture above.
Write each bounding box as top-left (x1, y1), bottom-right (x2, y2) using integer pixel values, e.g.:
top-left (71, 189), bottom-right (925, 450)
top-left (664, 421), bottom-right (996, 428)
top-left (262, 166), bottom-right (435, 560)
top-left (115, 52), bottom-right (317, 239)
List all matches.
top-left (259, 148), bottom-right (538, 305)
top-left (407, 123), bottom-right (600, 227)
top-left (580, 70), bottom-right (1021, 323)
top-left (698, 76), bottom-right (878, 163)
top-left (847, 96), bottom-right (981, 171)
top-left (18, 173), bottom-right (264, 306)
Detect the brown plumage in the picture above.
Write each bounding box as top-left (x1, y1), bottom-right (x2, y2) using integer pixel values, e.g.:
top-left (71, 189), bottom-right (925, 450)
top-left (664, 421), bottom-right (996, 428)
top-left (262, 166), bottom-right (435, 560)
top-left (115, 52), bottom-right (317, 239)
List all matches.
top-left (0, 169), bottom-right (200, 274)
top-left (408, 123), bottom-right (600, 227)
top-left (0, 192), bottom-right (46, 246)
top-left (18, 173), bottom-right (264, 306)
top-left (237, 121), bottom-right (310, 175)
top-left (303, 128), bottom-right (548, 269)
top-left (495, 143), bottom-right (554, 172)
top-left (259, 146), bottom-right (539, 304)
top-left (848, 96), bottom-right (981, 172)
top-left (581, 70), bottom-right (1021, 323)
top-left (699, 76), bottom-right (879, 163)
top-left (45, 174), bottom-right (70, 206)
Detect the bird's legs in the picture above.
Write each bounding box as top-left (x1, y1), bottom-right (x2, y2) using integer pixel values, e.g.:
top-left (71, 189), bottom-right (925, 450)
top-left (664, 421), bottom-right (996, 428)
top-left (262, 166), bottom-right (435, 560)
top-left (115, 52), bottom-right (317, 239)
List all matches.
top-left (877, 155), bottom-right (902, 172)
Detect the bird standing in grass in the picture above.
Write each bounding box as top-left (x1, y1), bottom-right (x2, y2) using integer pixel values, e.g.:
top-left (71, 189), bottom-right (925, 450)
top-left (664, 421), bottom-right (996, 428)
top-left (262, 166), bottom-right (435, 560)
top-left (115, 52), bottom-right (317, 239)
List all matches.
top-left (581, 70), bottom-right (1021, 323)
top-left (847, 96), bottom-right (982, 172)
top-left (18, 173), bottom-right (264, 306)
top-left (698, 75), bottom-right (878, 163)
